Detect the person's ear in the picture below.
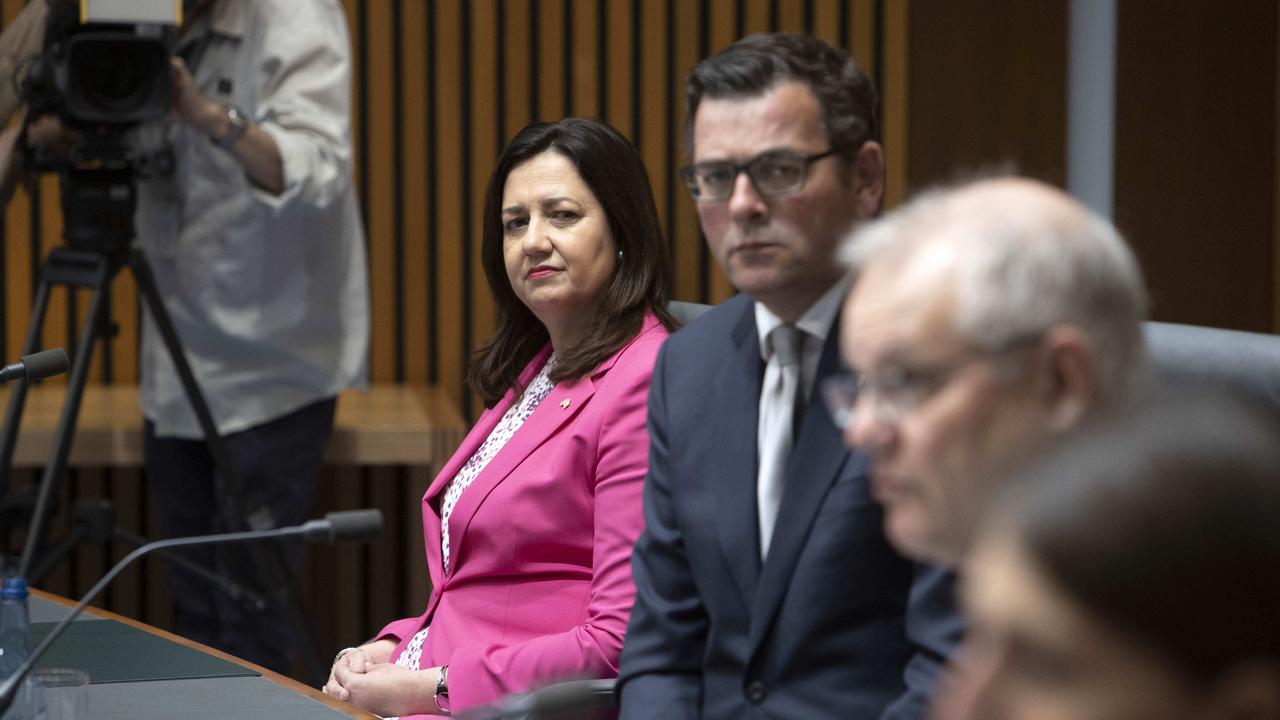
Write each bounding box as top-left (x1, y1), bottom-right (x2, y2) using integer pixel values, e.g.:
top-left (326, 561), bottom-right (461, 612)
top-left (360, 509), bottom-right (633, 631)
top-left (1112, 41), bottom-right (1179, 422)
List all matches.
top-left (850, 141), bottom-right (885, 219)
top-left (1038, 325), bottom-right (1099, 432)
top-left (1202, 661), bottom-right (1280, 720)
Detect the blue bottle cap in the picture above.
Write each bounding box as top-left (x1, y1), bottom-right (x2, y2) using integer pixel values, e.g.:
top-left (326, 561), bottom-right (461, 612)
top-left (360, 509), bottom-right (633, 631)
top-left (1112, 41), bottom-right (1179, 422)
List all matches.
top-left (0, 577), bottom-right (28, 600)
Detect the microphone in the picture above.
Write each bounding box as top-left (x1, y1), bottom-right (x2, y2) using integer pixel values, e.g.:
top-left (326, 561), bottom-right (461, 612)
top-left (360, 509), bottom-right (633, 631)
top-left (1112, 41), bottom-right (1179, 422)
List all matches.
top-left (0, 349), bottom-right (70, 384)
top-left (0, 509), bottom-right (382, 713)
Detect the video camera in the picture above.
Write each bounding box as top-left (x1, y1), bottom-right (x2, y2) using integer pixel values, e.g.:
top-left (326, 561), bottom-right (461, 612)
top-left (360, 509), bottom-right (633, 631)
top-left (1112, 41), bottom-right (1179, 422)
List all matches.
top-left (19, 0), bottom-right (181, 252)
top-left (23, 0), bottom-right (177, 133)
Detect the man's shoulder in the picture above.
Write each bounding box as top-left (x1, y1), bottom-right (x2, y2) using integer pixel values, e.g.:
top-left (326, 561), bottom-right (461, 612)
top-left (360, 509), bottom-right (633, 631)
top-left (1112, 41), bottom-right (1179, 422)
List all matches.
top-left (663, 294), bottom-right (752, 356)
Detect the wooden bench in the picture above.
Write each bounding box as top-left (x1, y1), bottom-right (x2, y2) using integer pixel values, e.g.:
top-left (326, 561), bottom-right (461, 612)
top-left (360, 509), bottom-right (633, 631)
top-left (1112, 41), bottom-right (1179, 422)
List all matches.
top-left (1, 384), bottom-right (467, 470)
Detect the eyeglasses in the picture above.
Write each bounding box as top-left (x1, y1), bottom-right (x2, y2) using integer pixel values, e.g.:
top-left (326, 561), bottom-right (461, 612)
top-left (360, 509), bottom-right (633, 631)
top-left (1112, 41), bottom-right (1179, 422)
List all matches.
top-left (820, 334), bottom-right (1045, 430)
top-left (679, 149), bottom-right (838, 202)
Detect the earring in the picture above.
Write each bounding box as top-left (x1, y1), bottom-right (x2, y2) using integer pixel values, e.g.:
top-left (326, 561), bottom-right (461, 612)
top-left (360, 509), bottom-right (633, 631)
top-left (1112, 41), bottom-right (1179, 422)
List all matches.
top-left (617, 250), bottom-right (623, 262)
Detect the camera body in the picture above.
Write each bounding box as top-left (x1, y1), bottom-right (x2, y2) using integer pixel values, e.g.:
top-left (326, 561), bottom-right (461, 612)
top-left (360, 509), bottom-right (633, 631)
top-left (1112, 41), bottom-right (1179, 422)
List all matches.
top-left (24, 27), bottom-right (173, 132)
top-left (22, 1), bottom-right (181, 252)
top-left (24, 0), bottom-right (180, 133)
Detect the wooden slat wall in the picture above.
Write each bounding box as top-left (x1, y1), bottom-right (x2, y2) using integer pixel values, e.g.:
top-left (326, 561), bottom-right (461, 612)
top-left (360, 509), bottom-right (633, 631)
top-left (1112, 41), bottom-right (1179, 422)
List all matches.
top-left (335, 0), bottom-right (888, 419)
top-left (0, 0), bottom-right (895, 678)
top-left (1113, 0), bottom-right (1278, 332)
top-left (0, 1), bottom-right (890, 417)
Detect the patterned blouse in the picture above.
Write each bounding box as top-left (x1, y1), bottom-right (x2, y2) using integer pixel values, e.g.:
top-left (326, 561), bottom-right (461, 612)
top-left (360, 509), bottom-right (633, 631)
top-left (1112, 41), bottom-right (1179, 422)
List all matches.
top-left (394, 354), bottom-right (558, 674)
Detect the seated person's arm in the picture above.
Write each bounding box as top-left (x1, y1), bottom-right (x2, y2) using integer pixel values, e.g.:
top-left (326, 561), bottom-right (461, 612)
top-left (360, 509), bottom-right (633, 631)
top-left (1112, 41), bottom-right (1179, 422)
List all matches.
top-left (879, 565), bottom-right (966, 720)
top-left (169, 57), bottom-right (284, 195)
top-left (173, 1), bottom-right (354, 203)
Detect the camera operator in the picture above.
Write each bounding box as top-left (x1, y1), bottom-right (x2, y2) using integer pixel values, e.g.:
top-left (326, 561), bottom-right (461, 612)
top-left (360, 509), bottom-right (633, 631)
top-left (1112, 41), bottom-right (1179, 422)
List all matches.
top-left (135, 0), bottom-right (369, 675)
top-left (0, 0), bottom-right (50, 201)
top-left (21, 0), bottom-right (369, 675)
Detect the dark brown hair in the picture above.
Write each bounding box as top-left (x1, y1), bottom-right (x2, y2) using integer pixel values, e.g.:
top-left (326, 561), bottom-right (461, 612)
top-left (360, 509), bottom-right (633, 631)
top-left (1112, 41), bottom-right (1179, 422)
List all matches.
top-left (684, 32), bottom-right (879, 162)
top-left (1000, 391), bottom-right (1280, 685)
top-left (468, 118), bottom-right (676, 407)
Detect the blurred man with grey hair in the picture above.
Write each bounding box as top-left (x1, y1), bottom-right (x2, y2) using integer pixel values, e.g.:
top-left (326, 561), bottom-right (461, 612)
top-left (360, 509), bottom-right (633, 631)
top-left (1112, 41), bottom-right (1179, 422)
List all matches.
top-left (824, 176), bottom-right (1149, 567)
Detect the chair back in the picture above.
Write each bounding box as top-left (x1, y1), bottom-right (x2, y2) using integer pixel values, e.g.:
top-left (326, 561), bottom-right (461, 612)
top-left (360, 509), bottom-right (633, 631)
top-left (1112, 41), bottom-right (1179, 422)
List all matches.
top-left (668, 301), bottom-right (1280, 412)
top-left (1144, 322), bottom-right (1280, 411)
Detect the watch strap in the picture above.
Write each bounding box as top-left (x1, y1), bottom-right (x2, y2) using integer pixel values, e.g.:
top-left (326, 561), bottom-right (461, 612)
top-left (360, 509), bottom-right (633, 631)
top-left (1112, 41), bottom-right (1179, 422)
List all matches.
top-left (215, 105), bottom-right (249, 150)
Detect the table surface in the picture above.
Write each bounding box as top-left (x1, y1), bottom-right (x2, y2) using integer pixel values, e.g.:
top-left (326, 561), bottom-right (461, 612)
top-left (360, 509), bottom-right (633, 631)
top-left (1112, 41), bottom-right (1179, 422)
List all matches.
top-left (2, 383), bottom-right (467, 468)
top-left (29, 590), bottom-right (376, 720)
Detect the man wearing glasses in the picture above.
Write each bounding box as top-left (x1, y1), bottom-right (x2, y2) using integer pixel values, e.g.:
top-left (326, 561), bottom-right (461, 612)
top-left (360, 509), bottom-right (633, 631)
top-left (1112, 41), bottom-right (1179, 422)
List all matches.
top-left (829, 176), bottom-right (1149, 569)
top-left (618, 33), bottom-right (960, 720)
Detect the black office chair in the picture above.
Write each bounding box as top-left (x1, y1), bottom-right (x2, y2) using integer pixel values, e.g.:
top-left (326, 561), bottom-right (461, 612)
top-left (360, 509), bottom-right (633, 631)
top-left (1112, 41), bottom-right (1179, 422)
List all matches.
top-left (1143, 321), bottom-right (1280, 408)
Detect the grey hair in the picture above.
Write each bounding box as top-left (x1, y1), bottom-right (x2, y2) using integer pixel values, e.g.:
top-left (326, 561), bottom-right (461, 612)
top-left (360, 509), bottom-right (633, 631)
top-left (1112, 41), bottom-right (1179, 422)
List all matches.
top-left (840, 178), bottom-right (1149, 401)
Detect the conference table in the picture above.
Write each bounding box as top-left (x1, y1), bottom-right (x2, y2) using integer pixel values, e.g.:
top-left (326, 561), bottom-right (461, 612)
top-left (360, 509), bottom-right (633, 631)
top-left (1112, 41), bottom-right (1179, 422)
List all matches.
top-left (28, 590), bottom-right (376, 720)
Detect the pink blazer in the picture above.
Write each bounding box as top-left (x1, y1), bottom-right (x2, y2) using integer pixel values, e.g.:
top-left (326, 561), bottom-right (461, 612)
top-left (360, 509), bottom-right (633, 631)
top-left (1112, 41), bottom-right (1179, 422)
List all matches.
top-left (376, 311), bottom-right (668, 715)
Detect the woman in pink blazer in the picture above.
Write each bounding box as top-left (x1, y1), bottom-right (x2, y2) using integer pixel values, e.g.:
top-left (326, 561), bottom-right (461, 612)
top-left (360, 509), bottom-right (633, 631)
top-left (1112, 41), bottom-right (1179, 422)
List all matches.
top-left (323, 118), bottom-right (676, 717)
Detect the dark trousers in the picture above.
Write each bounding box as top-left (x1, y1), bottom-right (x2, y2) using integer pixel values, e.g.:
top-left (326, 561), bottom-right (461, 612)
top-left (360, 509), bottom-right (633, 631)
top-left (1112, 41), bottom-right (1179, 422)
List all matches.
top-left (144, 397), bottom-right (336, 674)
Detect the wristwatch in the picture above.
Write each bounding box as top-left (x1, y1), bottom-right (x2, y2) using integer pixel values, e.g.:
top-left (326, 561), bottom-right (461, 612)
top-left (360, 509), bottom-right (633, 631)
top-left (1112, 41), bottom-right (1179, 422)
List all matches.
top-left (434, 665), bottom-right (451, 714)
top-left (214, 105), bottom-right (249, 150)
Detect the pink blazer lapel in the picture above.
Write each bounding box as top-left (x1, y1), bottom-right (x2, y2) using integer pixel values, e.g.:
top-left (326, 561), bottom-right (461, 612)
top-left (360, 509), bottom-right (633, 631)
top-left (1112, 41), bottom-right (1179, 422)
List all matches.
top-left (420, 345), bottom-right (553, 593)
top-left (424, 345), bottom-right (555, 502)
top-left (441, 371), bottom-right (598, 571)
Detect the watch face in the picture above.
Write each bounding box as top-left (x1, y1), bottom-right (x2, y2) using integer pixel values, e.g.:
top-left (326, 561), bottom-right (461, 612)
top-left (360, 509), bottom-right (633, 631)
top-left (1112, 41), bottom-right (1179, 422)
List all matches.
top-left (218, 106), bottom-right (248, 148)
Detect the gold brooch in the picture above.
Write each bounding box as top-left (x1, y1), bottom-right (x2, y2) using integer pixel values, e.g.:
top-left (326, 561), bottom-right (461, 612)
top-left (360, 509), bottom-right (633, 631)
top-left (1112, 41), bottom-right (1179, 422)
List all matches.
top-left (560, 398), bottom-right (571, 409)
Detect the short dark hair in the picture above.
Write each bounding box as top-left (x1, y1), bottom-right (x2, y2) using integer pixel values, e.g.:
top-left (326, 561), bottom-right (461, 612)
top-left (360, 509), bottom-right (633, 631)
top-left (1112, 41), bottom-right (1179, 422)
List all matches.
top-left (999, 392), bottom-right (1280, 685)
top-left (469, 118), bottom-right (677, 407)
top-left (685, 32), bottom-right (879, 161)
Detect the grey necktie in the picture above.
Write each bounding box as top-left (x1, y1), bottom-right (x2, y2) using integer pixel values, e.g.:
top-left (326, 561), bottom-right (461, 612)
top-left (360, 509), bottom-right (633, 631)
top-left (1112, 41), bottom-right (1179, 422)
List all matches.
top-left (757, 324), bottom-right (805, 560)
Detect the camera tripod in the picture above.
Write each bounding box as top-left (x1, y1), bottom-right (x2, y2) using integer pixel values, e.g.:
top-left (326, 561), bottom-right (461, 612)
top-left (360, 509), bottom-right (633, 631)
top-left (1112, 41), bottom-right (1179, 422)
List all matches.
top-left (0, 238), bottom-right (327, 684)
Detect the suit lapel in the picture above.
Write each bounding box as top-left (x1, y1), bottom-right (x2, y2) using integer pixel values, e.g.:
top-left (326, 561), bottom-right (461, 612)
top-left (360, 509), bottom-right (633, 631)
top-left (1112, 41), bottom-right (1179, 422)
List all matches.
top-left (716, 303), bottom-right (766, 599)
top-left (747, 320), bottom-right (850, 651)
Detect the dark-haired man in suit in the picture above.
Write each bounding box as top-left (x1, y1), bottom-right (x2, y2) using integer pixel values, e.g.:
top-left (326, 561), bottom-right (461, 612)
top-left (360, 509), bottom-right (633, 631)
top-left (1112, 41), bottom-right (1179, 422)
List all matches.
top-left (617, 32), bottom-right (960, 720)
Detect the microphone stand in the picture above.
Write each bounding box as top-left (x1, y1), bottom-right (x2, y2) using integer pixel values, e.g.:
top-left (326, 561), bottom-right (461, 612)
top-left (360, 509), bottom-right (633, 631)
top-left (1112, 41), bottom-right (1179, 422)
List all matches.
top-left (0, 509), bottom-right (381, 714)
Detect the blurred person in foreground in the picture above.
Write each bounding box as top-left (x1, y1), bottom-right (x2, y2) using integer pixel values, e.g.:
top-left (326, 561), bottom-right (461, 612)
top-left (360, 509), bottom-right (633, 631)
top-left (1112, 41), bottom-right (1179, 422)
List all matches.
top-left (946, 392), bottom-right (1280, 720)
top-left (830, 176), bottom-right (1149, 568)
top-left (323, 118), bottom-right (677, 718)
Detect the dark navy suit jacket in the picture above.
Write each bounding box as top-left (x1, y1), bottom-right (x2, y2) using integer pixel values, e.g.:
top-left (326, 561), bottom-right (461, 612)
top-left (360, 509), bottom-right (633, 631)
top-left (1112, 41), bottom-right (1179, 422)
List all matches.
top-left (617, 294), bottom-right (962, 720)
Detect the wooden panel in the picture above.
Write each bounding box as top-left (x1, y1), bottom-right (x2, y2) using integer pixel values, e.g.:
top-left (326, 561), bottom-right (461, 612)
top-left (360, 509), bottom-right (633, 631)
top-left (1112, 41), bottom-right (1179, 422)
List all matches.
top-left (605, 0), bottom-right (633, 135)
top-left (400, 0), bottom-right (429, 383)
top-left (882, 0), bottom-right (908, 207)
top-left (1114, 1), bottom-right (1277, 331)
top-left (365, 0), bottom-right (396, 382)
top-left (433, 0), bottom-right (465, 412)
top-left (905, 0), bottom-right (1067, 195)
top-left (671, 0), bottom-right (702, 303)
top-left (1, 384), bottom-right (466, 468)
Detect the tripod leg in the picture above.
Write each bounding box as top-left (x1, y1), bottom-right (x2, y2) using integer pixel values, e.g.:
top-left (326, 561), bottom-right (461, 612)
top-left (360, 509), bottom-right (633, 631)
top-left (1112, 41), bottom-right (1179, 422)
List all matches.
top-left (0, 274), bottom-right (56, 502)
top-left (127, 249), bottom-right (245, 507)
top-left (16, 257), bottom-right (112, 577)
top-left (129, 248), bottom-right (326, 682)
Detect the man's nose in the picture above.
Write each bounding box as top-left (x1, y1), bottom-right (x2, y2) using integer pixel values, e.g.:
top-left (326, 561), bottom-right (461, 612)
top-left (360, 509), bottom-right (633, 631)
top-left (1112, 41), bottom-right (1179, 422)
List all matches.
top-left (845, 395), bottom-right (893, 450)
top-left (727, 170), bottom-right (767, 222)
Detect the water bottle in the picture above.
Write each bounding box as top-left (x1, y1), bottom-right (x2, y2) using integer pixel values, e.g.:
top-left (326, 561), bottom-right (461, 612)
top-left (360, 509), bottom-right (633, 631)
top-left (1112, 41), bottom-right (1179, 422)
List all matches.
top-left (0, 577), bottom-right (37, 720)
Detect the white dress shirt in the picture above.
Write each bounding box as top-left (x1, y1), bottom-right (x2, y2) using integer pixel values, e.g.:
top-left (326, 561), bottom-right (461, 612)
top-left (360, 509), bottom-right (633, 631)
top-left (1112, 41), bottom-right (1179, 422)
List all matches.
top-left (754, 278), bottom-right (851, 409)
top-left (754, 278), bottom-right (850, 557)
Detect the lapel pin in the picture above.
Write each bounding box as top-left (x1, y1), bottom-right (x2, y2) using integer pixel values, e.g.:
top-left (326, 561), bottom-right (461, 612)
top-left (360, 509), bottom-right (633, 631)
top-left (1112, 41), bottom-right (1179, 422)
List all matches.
top-left (560, 398), bottom-right (571, 409)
